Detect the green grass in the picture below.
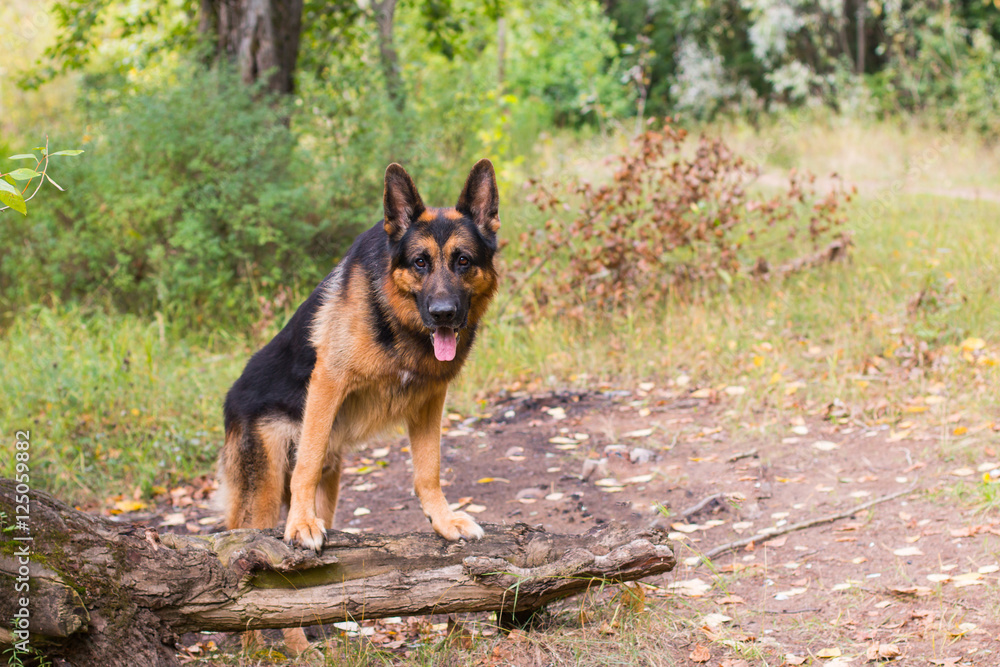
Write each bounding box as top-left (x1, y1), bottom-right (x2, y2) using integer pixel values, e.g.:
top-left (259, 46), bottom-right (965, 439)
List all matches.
top-left (0, 304), bottom-right (248, 501)
top-left (3, 119), bottom-right (999, 508)
top-left (460, 193), bottom-right (1000, 412)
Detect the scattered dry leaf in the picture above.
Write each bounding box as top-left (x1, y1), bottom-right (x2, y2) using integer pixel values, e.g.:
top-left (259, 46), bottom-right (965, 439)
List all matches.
top-left (893, 546), bottom-right (923, 557)
top-left (866, 643), bottom-right (901, 660)
top-left (688, 645), bottom-right (711, 663)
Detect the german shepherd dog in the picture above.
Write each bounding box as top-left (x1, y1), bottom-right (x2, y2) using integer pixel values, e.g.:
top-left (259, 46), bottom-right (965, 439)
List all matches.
top-left (217, 160), bottom-right (499, 651)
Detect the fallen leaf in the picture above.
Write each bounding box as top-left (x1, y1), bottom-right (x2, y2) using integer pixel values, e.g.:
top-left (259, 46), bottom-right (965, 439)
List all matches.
top-left (113, 499), bottom-right (147, 514)
top-left (623, 474), bottom-right (654, 484)
top-left (667, 578), bottom-right (712, 597)
top-left (893, 546), bottom-right (924, 556)
top-left (688, 645), bottom-right (711, 663)
top-left (866, 643), bottom-right (901, 660)
top-left (887, 585), bottom-right (933, 597)
top-left (465, 504), bottom-right (487, 513)
top-left (670, 523), bottom-right (701, 533)
top-left (949, 467), bottom-right (975, 477)
top-left (951, 572), bottom-right (985, 587)
top-left (353, 507), bottom-right (370, 516)
top-left (160, 512), bottom-right (186, 527)
top-left (476, 477), bottom-right (510, 484)
top-left (701, 613), bottom-right (732, 628)
top-left (716, 595), bottom-right (746, 605)
top-left (813, 440), bottom-right (839, 451)
top-left (960, 337), bottom-right (986, 352)
top-left (836, 521), bottom-right (865, 532)
top-left (623, 428), bottom-right (654, 438)
top-left (774, 587), bottom-right (807, 600)
top-left (950, 622), bottom-right (977, 636)
top-left (816, 647), bottom-right (841, 658)
top-left (784, 655), bottom-right (807, 666)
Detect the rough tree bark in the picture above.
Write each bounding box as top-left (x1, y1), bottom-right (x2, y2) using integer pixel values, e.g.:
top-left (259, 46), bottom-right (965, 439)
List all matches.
top-left (373, 0), bottom-right (405, 112)
top-left (199, 0), bottom-right (304, 95)
top-left (0, 480), bottom-right (674, 667)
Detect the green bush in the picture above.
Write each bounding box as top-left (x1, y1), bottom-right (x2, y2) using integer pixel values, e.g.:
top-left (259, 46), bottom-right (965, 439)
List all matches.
top-left (869, 7), bottom-right (1000, 137)
top-left (1, 66), bottom-right (330, 323)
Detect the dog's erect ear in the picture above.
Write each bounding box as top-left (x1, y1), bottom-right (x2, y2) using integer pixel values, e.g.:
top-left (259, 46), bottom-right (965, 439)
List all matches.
top-left (384, 163), bottom-right (425, 241)
top-left (456, 159), bottom-right (500, 236)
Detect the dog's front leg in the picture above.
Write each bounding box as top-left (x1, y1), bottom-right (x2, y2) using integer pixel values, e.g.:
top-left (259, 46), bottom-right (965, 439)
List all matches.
top-left (407, 387), bottom-right (484, 541)
top-left (285, 368), bottom-right (345, 551)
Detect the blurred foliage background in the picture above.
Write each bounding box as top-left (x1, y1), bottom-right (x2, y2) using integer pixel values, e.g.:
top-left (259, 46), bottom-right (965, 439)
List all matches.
top-left (3, 0), bottom-right (998, 326)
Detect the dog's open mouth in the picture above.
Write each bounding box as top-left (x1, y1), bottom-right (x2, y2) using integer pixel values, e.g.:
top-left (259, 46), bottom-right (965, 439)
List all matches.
top-left (431, 327), bottom-right (459, 361)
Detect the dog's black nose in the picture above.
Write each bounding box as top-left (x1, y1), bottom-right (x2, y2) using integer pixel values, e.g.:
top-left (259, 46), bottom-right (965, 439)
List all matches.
top-left (428, 299), bottom-right (458, 323)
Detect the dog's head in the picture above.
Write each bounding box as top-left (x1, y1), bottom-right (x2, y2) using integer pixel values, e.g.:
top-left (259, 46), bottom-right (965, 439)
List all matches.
top-left (383, 160), bottom-right (500, 361)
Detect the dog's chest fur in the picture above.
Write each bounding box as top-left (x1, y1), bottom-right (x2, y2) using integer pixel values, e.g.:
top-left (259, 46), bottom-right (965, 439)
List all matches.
top-left (329, 376), bottom-right (430, 447)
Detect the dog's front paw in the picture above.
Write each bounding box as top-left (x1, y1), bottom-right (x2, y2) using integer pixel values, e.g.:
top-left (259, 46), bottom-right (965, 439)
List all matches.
top-left (284, 512), bottom-right (326, 551)
top-left (431, 510), bottom-right (485, 541)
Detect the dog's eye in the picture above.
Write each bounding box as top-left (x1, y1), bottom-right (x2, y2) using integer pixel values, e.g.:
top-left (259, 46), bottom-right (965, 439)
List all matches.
top-left (457, 256), bottom-right (470, 267)
top-left (414, 257), bottom-right (427, 269)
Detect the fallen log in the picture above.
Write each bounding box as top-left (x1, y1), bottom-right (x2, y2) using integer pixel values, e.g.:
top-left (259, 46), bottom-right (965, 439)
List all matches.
top-left (0, 479), bottom-right (674, 666)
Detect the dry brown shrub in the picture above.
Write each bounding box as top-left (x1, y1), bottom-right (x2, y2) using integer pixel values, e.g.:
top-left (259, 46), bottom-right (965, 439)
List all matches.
top-left (507, 118), bottom-right (854, 321)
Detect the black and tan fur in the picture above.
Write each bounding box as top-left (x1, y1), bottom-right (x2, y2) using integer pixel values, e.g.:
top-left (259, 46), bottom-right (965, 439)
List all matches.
top-left (216, 160), bottom-right (499, 652)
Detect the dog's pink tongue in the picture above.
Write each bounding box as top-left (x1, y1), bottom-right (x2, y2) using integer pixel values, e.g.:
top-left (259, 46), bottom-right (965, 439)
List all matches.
top-left (433, 328), bottom-right (457, 361)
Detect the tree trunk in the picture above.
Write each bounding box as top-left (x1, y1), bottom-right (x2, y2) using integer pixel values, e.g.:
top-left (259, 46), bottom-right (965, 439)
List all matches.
top-left (374, 0), bottom-right (405, 112)
top-left (200, 0), bottom-right (304, 95)
top-left (0, 479), bottom-right (674, 667)
top-left (497, 17), bottom-right (507, 91)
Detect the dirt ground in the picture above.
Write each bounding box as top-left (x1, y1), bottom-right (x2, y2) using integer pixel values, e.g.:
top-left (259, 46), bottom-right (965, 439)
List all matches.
top-left (111, 388), bottom-right (1000, 666)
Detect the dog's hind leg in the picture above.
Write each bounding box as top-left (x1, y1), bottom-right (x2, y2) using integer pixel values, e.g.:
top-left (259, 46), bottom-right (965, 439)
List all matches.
top-left (254, 417), bottom-right (315, 655)
top-left (221, 418), bottom-right (312, 654)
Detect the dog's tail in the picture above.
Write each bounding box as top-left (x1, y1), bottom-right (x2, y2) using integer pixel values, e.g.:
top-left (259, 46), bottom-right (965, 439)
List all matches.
top-left (217, 417), bottom-right (290, 530)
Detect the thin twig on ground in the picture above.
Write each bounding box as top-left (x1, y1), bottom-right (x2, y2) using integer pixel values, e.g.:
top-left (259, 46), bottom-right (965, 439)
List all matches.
top-left (679, 493), bottom-right (723, 519)
top-left (726, 449), bottom-right (758, 463)
top-left (697, 483), bottom-right (919, 563)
